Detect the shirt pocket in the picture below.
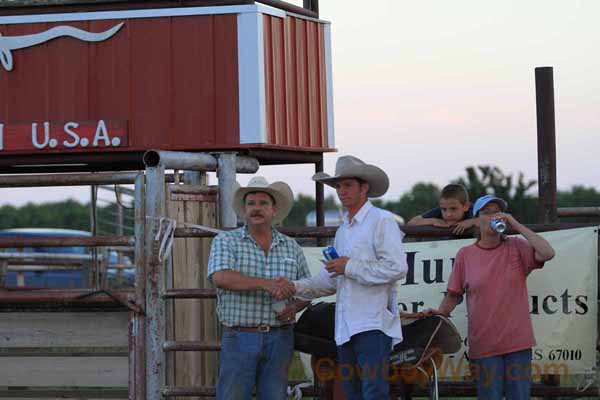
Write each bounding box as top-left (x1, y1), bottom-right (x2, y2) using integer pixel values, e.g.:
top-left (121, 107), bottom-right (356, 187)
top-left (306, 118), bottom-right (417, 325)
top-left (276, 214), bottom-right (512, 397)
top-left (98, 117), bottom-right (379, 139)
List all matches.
top-left (280, 257), bottom-right (299, 278)
top-left (345, 231), bottom-right (374, 260)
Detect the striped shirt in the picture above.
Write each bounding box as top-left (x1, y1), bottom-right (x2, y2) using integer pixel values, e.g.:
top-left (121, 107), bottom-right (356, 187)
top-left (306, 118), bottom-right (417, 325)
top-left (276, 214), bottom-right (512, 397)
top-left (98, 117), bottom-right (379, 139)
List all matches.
top-left (208, 225), bottom-right (310, 327)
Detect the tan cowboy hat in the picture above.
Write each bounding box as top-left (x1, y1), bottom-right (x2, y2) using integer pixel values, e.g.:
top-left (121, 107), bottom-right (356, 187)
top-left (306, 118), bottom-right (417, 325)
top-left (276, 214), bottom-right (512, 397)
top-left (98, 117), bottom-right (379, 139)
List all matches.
top-left (232, 176), bottom-right (294, 224)
top-left (312, 155), bottom-right (389, 198)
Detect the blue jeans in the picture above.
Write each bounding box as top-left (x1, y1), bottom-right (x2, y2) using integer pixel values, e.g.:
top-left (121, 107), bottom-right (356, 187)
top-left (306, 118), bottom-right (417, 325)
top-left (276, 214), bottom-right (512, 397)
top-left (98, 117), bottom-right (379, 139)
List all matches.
top-left (337, 330), bottom-right (392, 400)
top-left (216, 327), bottom-right (294, 400)
top-left (471, 348), bottom-right (532, 400)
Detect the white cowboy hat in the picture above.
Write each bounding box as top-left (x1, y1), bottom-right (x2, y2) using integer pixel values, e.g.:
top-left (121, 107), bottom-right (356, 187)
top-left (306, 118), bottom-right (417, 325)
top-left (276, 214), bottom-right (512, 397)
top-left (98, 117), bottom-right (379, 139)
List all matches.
top-left (232, 176), bottom-right (294, 224)
top-left (312, 155), bottom-right (389, 198)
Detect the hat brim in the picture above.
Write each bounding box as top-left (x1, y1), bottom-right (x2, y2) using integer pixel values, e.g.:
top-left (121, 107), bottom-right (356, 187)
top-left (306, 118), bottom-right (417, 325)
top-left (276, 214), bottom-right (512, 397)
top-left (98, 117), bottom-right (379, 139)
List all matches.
top-left (473, 197), bottom-right (508, 217)
top-left (232, 182), bottom-right (293, 224)
top-left (312, 165), bottom-right (389, 198)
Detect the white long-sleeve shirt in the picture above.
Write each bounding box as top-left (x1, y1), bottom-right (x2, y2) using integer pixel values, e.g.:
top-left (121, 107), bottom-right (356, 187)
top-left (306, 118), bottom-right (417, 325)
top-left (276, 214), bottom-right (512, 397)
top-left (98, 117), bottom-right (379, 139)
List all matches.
top-left (294, 201), bottom-right (408, 346)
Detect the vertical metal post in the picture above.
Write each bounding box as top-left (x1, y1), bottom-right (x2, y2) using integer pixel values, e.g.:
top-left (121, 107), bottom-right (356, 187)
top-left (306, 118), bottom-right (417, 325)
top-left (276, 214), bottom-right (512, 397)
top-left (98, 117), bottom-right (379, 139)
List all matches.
top-left (128, 311), bottom-right (136, 400)
top-left (144, 166), bottom-right (167, 400)
top-left (217, 153), bottom-right (238, 228)
top-left (535, 66), bottom-right (559, 397)
top-left (315, 156), bottom-right (326, 246)
top-left (303, 0), bottom-right (319, 15)
top-left (133, 172), bottom-right (146, 400)
top-left (90, 185), bottom-right (99, 289)
top-left (116, 186), bottom-right (124, 269)
top-left (535, 66), bottom-right (558, 224)
top-left (0, 260), bottom-right (7, 288)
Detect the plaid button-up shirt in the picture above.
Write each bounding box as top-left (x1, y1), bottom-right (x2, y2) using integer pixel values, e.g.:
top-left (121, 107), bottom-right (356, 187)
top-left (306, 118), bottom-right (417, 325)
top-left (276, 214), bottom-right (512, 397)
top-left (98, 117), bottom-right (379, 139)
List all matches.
top-left (208, 225), bottom-right (310, 327)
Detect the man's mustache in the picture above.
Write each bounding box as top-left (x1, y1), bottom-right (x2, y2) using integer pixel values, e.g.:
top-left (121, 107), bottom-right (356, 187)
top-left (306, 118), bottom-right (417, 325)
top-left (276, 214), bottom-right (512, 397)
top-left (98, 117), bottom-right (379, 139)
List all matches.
top-left (249, 211), bottom-right (264, 217)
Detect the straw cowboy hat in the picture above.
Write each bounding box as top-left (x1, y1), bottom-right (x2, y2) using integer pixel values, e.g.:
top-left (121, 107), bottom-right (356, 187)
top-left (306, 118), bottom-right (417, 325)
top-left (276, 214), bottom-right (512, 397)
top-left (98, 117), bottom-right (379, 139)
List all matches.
top-left (312, 155), bottom-right (389, 198)
top-left (232, 176), bottom-right (294, 224)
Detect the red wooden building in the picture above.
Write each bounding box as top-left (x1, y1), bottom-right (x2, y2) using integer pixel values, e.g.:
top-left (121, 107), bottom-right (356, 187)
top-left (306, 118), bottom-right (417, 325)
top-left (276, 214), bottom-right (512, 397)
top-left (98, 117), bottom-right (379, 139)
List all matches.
top-left (0, 0), bottom-right (334, 172)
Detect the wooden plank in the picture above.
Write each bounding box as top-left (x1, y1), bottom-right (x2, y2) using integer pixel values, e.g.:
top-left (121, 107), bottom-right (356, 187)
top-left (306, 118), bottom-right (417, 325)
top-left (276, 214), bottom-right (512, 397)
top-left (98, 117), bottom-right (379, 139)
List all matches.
top-left (168, 189), bottom-right (186, 400)
top-left (182, 197), bottom-right (204, 396)
top-left (0, 346), bottom-right (128, 357)
top-left (168, 180), bottom-right (220, 400)
top-left (200, 191), bottom-right (219, 386)
top-left (0, 312), bottom-right (128, 347)
top-left (0, 397), bottom-right (126, 400)
top-left (167, 192), bottom-right (183, 397)
top-left (0, 386), bottom-right (127, 400)
top-left (0, 357), bottom-right (128, 386)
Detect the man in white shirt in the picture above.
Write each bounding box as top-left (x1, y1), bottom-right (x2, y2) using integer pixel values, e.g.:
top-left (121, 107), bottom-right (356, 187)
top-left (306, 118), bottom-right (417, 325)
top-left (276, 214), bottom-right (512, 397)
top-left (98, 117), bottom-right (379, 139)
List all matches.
top-left (281, 155), bottom-right (408, 399)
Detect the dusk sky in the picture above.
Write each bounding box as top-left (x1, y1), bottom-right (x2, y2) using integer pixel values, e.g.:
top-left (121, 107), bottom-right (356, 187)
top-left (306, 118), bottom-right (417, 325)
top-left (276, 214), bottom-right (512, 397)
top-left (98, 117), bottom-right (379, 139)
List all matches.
top-left (2, 0), bottom-right (598, 206)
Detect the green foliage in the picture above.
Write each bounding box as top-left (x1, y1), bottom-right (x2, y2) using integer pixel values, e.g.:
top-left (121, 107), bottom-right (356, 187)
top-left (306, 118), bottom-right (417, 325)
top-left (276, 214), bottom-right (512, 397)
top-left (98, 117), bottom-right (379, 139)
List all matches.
top-left (0, 199), bottom-right (89, 231)
top-left (0, 199), bottom-right (135, 234)
top-left (374, 182), bottom-right (441, 221)
top-left (0, 170), bottom-right (598, 230)
top-left (96, 202), bottom-right (135, 235)
top-left (557, 185), bottom-right (600, 223)
top-left (453, 165), bottom-right (538, 223)
top-left (557, 185), bottom-right (600, 207)
top-left (284, 194), bottom-right (338, 226)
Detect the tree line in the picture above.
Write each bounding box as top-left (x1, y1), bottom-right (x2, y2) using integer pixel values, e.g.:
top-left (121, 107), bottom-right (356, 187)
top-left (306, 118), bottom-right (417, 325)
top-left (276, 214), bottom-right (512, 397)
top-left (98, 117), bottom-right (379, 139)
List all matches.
top-left (0, 166), bottom-right (598, 232)
top-left (286, 165), bottom-right (600, 226)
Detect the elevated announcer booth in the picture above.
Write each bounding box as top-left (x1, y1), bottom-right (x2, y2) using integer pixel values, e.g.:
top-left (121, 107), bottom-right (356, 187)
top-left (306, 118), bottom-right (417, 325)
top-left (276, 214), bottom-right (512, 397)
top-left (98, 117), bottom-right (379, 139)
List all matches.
top-left (0, 1), bottom-right (334, 399)
top-left (0, 0), bottom-right (334, 172)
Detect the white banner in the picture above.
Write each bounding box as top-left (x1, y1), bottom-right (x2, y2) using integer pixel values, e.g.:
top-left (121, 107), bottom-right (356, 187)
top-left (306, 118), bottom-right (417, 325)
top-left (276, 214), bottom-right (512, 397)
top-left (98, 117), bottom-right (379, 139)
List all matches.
top-left (302, 226), bottom-right (598, 377)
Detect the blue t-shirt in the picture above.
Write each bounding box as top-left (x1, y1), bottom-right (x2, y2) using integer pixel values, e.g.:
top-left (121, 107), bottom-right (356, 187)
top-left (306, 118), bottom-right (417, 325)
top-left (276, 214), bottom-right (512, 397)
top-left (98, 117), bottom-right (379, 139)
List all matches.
top-left (421, 205), bottom-right (473, 221)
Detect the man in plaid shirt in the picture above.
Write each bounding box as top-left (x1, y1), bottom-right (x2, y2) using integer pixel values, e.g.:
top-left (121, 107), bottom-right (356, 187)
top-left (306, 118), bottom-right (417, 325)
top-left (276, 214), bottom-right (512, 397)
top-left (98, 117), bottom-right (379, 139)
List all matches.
top-left (208, 176), bottom-right (310, 400)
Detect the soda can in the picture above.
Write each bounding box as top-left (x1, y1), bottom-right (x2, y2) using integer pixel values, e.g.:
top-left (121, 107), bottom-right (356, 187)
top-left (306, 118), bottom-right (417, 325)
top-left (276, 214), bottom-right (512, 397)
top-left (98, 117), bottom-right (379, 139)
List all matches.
top-left (490, 218), bottom-right (506, 233)
top-left (322, 245), bottom-right (339, 261)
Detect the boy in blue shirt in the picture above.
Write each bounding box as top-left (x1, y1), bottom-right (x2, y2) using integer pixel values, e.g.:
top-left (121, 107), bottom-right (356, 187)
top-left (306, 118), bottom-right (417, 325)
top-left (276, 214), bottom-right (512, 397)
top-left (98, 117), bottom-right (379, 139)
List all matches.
top-left (407, 184), bottom-right (476, 234)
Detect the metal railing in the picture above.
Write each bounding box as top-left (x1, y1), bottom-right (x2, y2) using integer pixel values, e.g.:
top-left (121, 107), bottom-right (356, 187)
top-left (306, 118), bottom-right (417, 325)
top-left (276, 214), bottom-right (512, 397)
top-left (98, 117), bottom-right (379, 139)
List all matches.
top-left (0, 159), bottom-right (598, 399)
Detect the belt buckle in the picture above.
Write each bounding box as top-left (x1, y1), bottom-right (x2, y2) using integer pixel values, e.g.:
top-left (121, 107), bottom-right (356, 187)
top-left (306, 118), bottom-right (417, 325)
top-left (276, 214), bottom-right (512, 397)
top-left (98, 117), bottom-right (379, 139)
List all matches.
top-left (257, 325), bottom-right (270, 333)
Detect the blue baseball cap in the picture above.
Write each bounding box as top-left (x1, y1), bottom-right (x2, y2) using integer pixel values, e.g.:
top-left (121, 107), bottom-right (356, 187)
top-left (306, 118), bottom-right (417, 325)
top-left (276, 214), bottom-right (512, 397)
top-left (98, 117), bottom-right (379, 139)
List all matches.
top-left (472, 195), bottom-right (508, 217)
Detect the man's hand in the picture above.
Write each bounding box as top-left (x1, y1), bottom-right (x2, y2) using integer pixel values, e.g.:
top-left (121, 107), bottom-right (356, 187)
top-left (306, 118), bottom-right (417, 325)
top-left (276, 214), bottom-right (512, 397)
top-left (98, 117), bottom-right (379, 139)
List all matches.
top-left (273, 276), bottom-right (296, 299)
top-left (421, 307), bottom-right (447, 317)
top-left (489, 212), bottom-right (519, 228)
top-left (261, 279), bottom-right (279, 296)
top-left (261, 277), bottom-right (295, 299)
top-left (325, 256), bottom-right (349, 277)
top-left (451, 218), bottom-right (477, 235)
top-left (276, 303), bottom-right (298, 323)
top-left (276, 300), bottom-right (310, 323)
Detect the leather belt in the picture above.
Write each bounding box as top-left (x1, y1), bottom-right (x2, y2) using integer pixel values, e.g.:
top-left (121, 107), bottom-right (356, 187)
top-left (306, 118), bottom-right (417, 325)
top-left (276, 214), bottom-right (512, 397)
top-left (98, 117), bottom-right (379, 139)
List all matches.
top-left (226, 324), bottom-right (293, 333)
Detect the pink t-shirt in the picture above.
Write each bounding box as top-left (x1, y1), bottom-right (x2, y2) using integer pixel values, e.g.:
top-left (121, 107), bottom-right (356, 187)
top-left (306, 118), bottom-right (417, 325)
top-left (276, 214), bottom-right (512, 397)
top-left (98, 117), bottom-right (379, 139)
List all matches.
top-left (448, 237), bottom-right (544, 359)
